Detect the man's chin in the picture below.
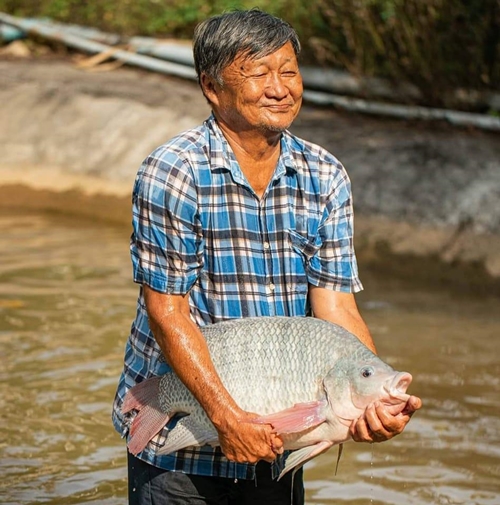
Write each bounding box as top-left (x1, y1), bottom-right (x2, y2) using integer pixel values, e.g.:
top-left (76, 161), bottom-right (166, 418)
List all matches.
top-left (257, 121), bottom-right (293, 134)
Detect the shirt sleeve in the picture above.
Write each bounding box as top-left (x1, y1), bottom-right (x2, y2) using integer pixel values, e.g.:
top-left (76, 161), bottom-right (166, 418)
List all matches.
top-left (130, 146), bottom-right (203, 294)
top-left (306, 158), bottom-right (363, 293)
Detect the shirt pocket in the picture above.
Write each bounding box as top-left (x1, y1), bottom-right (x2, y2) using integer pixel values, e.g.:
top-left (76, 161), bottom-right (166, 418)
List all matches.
top-left (287, 229), bottom-right (321, 264)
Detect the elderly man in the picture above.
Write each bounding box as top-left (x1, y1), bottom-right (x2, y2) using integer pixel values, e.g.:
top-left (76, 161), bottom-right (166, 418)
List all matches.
top-left (112, 9), bottom-right (421, 505)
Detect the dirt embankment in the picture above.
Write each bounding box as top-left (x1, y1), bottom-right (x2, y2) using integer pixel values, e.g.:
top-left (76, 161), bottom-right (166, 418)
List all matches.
top-left (1, 57), bottom-right (499, 295)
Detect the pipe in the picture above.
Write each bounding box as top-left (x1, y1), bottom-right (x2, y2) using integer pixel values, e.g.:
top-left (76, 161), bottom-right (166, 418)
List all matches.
top-left (38, 19), bottom-right (122, 45)
top-left (0, 13), bottom-right (197, 81)
top-left (128, 36), bottom-right (193, 67)
top-left (302, 90), bottom-right (500, 132)
top-left (1, 17), bottom-right (122, 45)
top-left (0, 22), bottom-right (25, 42)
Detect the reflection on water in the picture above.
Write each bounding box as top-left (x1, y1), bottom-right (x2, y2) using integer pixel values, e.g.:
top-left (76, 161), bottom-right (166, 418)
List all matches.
top-left (1, 211), bottom-right (499, 505)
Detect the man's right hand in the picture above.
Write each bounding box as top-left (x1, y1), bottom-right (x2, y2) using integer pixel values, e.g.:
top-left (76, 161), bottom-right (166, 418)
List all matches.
top-left (214, 409), bottom-right (284, 463)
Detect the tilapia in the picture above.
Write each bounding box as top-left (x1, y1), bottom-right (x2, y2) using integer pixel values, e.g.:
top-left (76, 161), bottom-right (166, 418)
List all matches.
top-left (122, 316), bottom-right (412, 477)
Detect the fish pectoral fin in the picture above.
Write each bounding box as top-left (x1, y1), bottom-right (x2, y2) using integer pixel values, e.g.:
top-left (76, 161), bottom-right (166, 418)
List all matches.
top-left (252, 399), bottom-right (327, 434)
top-left (278, 441), bottom-right (334, 480)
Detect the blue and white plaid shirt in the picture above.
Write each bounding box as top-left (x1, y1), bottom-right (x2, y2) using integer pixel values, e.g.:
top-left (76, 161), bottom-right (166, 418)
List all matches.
top-left (112, 113), bottom-right (362, 479)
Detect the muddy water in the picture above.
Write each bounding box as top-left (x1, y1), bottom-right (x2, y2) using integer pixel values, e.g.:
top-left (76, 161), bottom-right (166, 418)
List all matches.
top-left (1, 211), bottom-right (499, 505)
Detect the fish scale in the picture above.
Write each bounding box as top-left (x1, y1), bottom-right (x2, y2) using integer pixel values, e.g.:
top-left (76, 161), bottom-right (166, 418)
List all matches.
top-left (198, 318), bottom-right (330, 412)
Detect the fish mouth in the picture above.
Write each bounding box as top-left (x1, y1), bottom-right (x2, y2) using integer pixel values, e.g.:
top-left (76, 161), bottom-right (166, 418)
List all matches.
top-left (328, 371), bottom-right (413, 426)
top-left (383, 371), bottom-right (412, 405)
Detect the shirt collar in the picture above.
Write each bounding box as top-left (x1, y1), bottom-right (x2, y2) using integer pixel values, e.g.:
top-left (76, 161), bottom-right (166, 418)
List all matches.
top-left (205, 113), bottom-right (298, 184)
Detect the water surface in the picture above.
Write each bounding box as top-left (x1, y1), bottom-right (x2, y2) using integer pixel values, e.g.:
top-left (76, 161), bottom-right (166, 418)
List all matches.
top-left (1, 211), bottom-right (499, 504)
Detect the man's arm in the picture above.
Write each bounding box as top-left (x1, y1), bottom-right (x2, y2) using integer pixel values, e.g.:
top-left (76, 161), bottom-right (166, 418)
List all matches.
top-left (309, 285), bottom-right (422, 442)
top-left (143, 285), bottom-right (283, 463)
top-left (309, 285), bottom-right (376, 353)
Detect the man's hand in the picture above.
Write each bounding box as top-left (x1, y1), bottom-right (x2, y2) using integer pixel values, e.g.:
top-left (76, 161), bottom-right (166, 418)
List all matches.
top-left (350, 395), bottom-right (422, 443)
top-left (215, 410), bottom-right (284, 464)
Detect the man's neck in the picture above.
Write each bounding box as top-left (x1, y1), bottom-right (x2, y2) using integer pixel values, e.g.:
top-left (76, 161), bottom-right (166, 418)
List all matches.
top-left (217, 121), bottom-right (282, 198)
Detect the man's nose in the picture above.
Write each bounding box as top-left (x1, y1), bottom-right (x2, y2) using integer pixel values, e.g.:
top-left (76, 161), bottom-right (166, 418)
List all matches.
top-left (265, 73), bottom-right (288, 99)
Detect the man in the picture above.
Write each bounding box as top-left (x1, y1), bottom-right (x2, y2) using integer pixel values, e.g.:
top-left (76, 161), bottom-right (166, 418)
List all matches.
top-left (112, 9), bottom-right (422, 505)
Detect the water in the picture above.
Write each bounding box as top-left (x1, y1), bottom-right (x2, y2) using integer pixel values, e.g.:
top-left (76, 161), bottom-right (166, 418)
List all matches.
top-left (1, 211), bottom-right (499, 505)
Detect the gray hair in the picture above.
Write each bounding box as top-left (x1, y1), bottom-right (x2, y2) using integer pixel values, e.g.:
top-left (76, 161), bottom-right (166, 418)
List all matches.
top-left (193, 9), bottom-right (301, 85)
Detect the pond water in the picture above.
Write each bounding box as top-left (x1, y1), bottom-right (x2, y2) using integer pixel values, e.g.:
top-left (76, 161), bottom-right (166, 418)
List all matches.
top-left (1, 211), bottom-right (499, 505)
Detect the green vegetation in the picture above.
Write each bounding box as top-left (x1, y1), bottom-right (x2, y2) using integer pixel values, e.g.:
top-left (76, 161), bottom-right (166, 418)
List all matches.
top-left (317, 0), bottom-right (499, 107)
top-left (0, 0), bottom-right (324, 40)
top-left (1, 0), bottom-right (498, 109)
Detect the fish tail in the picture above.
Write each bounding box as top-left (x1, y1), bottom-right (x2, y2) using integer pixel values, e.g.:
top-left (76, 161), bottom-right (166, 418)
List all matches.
top-left (123, 376), bottom-right (171, 455)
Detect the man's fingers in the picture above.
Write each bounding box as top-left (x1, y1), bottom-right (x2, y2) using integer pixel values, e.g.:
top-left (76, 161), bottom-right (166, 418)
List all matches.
top-left (356, 403), bottom-right (393, 442)
top-left (270, 433), bottom-right (284, 455)
top-left (351, 396), bottom-right (423, 444)
top-left (219, 420), bottom-right (279, 463)
top-left (402, 395), bottom-right (423, 415)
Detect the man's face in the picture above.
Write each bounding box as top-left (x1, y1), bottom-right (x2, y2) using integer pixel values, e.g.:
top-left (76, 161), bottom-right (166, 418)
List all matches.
top-left (204, 42), bottom-right (303, 135)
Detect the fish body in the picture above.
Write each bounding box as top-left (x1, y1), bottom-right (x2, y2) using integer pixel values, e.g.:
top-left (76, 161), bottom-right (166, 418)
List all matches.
top-left (123, 316), bottom-right (412, 476)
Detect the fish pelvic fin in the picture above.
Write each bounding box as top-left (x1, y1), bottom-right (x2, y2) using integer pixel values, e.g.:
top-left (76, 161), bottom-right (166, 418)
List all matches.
top-left (122, 376), bottom-right (172, 456)
top-left (278, 441), bottom-right (334, 480)
top-left (335, 443), bottom-right (343, 475)
top-left (252, 399), bottom-right (327, 434)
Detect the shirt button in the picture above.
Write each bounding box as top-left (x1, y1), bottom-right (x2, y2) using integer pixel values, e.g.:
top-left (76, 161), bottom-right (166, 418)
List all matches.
top-left (263, 242), bottom-right (270, 250)
top-left (268, 283), bottom-right (276, 292)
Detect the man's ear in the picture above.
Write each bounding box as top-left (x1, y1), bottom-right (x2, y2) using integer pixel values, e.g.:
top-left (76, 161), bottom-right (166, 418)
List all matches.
top-left (200, 73), bottom-right (220, 106)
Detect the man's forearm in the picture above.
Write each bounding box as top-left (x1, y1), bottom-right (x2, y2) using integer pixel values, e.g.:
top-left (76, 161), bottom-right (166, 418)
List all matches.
top-left (142, 285), bottom-right (281, 463)
top-left (144, 287), bottom-right (240, 427)
top-left (309, 285), bottom-right (377, 353)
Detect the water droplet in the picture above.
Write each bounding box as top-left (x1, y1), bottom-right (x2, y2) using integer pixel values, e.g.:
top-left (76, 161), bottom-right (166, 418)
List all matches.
top-left (370, 443), bottom-right (374, 504)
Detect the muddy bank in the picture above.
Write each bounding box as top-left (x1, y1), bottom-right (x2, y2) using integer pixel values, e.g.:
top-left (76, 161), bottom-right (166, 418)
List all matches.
top-left (1, 58), bottom-right (499, 294)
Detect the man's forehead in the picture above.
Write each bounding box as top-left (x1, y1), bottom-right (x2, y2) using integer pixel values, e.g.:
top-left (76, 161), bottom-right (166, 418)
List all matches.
top-left (229, 43), bottom-right (297, 69)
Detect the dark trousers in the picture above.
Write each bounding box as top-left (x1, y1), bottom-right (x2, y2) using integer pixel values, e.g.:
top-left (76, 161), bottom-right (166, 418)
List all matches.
top-left (128, 452), bottom-right (304, 505)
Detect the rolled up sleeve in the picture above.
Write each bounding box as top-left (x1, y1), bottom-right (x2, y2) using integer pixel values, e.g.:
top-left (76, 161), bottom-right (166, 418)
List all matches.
top-left (130, 147), bottom-right (203, 294)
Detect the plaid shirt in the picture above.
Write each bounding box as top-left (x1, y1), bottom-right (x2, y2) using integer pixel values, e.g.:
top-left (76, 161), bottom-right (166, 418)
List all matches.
top-left (112, 113), bottom-right (362, 479)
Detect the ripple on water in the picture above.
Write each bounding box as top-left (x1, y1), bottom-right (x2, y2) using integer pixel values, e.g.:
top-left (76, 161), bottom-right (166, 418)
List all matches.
top-left (306, 479), bottom-right (428, 505)
top-left (359, 464), bottom-right (472, 483)
top-left (421, 486), bottom-right (500, 505)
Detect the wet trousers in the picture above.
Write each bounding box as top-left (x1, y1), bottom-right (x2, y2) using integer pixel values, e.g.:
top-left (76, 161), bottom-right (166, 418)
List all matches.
top-left (128, 452), bottom-right (304, 505)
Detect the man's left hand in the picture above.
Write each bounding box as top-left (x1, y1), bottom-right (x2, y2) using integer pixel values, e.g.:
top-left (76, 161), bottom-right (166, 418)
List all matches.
top-left (350, 395), bottom-right (422, 443)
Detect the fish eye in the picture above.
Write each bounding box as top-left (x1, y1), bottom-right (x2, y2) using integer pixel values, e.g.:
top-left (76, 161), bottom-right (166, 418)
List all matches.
top-left (361, 366), bottom-right (375, 378)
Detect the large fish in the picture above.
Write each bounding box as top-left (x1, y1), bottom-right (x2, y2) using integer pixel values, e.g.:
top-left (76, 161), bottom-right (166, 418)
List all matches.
top-left (122, 316), bottom-right (412, 477)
